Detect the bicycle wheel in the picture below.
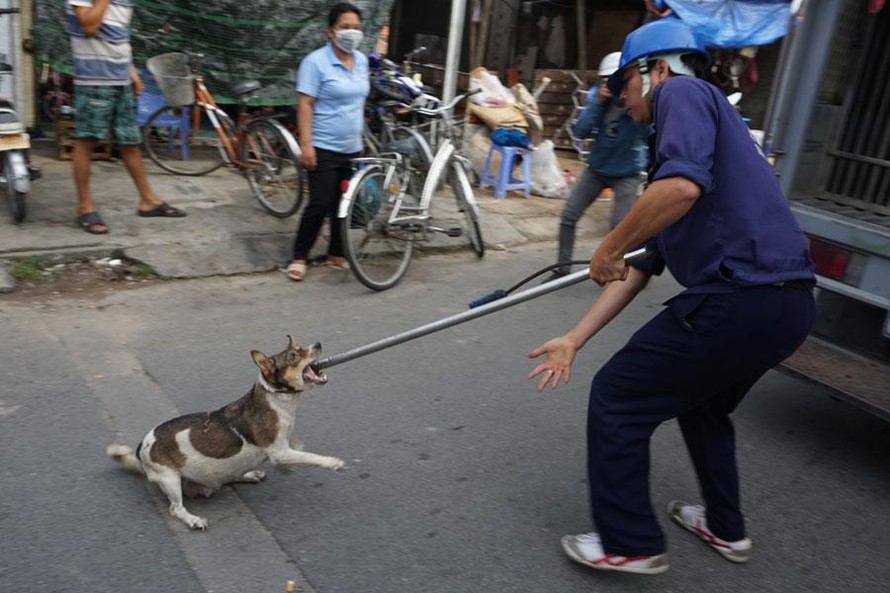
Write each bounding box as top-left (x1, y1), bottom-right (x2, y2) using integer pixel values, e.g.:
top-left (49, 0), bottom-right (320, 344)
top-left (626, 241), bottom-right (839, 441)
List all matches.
top-left (41, 91), bottom-right (71, 121)
top-left (241, 119), bottom-right (305, 218)
top-left (143, 104), bottom-right (227, 175)
top-left (340, 165), bottom-right (415, 291)
top-left (449, 159), bottom-right (484, 257)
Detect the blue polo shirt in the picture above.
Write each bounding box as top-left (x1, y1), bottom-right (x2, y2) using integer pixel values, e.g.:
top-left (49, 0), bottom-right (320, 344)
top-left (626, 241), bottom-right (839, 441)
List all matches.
top-left (632, 76), bottom-right (814, 293)
top-left (296, 42), bottom-right (369, 154)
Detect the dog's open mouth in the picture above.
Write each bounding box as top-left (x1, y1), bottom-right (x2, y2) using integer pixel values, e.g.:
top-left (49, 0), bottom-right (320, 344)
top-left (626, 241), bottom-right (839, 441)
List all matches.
top-left (303, 365), bottom-right (328, 385)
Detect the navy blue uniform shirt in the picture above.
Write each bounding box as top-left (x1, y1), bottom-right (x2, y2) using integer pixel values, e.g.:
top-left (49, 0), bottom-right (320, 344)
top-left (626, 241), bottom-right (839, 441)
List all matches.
top-left (633, 76), bottom-right (815, 293)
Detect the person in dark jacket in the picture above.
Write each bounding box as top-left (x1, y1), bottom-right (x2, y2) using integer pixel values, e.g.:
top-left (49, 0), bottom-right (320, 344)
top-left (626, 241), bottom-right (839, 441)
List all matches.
top-left (528, 19), bottom-right (815, 575)
top-left (549, 51), bottom-right (649, 280)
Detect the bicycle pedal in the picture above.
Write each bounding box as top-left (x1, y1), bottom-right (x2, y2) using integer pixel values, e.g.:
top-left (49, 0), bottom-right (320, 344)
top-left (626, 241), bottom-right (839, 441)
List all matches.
top-left (445, 226), bottom-right (463, 237)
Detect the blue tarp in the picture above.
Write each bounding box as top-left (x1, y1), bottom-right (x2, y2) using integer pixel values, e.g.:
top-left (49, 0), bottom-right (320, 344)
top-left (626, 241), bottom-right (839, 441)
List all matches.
top-left (653, 0), bottom-right (793, 48)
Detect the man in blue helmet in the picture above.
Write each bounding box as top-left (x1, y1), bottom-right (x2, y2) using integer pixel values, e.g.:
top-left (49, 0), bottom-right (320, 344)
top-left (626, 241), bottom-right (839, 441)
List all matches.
top-left (528, 19), bottom-right (815, 575)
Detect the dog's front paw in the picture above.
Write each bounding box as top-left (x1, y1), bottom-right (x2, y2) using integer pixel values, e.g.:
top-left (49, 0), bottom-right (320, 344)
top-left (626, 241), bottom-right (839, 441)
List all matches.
top-left (242, 470), bottom-right (266, 483)
top-left (180, 514), bottom-right (209, 531)
top-left (321, 456), bottom-right (346, 471)
top-left (170, 503), bottom-right (209, 530)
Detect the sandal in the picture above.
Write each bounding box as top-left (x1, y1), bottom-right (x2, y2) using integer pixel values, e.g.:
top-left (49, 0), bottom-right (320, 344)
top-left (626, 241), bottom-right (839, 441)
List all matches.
top-left (76, 211), bottom-right (109, 235)
top-left (286, 260), bottom-right (307, 281)
top-left (324, 256), bottom-right (350, 271)
top-left (138, 201), bottom-right (187, 218)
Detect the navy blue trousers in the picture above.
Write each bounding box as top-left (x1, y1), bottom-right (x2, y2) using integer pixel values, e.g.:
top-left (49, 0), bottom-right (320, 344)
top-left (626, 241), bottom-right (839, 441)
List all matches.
top-left (587, 282), bottom-right (815, 556)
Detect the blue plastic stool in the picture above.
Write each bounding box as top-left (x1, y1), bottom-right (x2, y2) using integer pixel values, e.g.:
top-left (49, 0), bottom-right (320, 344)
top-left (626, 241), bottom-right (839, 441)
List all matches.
top-left (479, 144), bottom-right (532, 200)
top-left (136, 92), bottom-right (192, 160)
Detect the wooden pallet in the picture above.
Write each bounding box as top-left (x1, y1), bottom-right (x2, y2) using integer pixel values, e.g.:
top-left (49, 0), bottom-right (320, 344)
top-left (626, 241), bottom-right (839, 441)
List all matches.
top-left (54, 117), bottom-right (114, 161)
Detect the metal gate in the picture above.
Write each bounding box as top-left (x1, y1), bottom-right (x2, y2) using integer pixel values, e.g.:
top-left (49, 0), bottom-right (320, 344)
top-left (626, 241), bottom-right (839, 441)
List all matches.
top-left (824, 1), bottom-right (890, 216)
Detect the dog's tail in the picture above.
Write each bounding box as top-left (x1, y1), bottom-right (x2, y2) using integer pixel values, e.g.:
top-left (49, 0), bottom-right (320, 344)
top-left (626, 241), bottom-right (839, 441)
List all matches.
top-left (106, 444), bottom-right (144, 474)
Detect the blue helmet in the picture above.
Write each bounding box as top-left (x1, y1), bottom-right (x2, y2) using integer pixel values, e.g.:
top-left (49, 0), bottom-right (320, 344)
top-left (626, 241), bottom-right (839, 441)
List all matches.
top-left (607, 18), bottom-right (710, 95)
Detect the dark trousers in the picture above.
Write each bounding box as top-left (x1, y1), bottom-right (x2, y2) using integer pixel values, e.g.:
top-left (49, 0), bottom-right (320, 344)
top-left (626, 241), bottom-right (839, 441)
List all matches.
top-left (587, 282), bottom-right (815, 556)
top-left (292, 147), bottom-right (358, 260)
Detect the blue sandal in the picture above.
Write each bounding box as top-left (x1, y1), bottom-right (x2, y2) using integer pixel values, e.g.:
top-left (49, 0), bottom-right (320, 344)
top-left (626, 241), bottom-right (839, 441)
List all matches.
top-left (76, 211), bottom-right (109, 234)
top-left (138, 201), bottom-right (186, 218)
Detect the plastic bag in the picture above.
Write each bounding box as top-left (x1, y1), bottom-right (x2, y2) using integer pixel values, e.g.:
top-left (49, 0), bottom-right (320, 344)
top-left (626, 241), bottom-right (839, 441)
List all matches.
top-left (469, 67), bottom-right (513, 107)
top-left (511, 83), bottom-right (543, 135)
top-left (467, 103), bottom-right (528, 131)
top-left (529, 140), bottom-right (568, 199)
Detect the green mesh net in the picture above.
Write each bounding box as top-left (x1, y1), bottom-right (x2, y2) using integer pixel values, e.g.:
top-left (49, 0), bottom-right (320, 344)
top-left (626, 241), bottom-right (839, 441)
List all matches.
top-left (35, 0), bottom-right (393, 105)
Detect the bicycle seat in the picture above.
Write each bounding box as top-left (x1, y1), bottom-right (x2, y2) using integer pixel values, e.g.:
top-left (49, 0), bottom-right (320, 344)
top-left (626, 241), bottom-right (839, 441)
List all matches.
top-left (230, 80), bottom-right (261, 98)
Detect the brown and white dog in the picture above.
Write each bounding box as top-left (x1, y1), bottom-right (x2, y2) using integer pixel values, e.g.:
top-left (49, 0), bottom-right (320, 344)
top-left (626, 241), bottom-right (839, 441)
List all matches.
top-left (107, 335), bottom-right (343, 530)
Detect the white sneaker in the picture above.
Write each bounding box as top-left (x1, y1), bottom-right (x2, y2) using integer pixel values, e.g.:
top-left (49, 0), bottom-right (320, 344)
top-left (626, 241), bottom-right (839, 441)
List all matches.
top-left (561, 532), bottom-right (669, 575)
top-left (667, 500), bottom-right (753, 563)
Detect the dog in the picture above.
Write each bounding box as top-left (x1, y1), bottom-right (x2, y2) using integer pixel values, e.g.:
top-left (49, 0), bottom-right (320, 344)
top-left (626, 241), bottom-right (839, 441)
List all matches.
top-left (107, 335), bottom-right (343, 530)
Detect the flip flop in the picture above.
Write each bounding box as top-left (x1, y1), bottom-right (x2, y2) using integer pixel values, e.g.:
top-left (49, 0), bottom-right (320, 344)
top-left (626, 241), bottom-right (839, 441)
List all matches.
top-left (76, 211), bottom-right (109, 235)
top-left (286, 260), bottom-right (307, 281)
top-left (324, 257), bottom-right (350, 271)
top-left (138, 201), bottom-right (187, 218)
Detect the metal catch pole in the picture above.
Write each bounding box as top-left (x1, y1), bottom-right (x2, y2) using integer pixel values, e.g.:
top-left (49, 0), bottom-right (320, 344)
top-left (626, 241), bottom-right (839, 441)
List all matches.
top-left (313, 249), bottom-right (649, 371)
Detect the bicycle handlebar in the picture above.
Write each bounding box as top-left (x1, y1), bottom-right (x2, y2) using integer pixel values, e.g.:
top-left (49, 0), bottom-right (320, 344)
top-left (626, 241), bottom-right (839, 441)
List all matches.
top-left (413, 88), bottom-right (483, 118)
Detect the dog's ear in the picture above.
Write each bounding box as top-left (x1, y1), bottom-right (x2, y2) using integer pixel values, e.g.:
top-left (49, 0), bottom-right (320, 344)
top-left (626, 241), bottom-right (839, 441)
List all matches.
top-left (287, 334), bottom-right (299, 350)
top-left (251, 350), bottom-right (275, 374)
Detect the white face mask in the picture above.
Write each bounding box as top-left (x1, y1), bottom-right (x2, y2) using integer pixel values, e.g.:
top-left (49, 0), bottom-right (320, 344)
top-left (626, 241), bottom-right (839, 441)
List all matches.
top-left (333, 29), bottom-right (363, 52)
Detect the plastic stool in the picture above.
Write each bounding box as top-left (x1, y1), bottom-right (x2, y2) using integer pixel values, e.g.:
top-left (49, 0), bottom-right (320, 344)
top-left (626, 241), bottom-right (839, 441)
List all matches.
top-left (137, 92), bottom-right (192, 160)
top-left (479, 145), bottom-right (532, 200)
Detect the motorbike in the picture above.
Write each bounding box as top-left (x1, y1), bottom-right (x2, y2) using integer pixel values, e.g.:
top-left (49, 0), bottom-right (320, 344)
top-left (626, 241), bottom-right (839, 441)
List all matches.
top-left (368, 46), bottom-right (432, 104)
top-left (0, 5), bottom-right (30, 223)
top-left (0, 98), bottom-right (30, 224)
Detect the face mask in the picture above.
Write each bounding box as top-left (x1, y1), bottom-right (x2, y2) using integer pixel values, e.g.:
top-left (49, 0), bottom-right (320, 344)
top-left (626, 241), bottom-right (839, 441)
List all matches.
top-left (333, 29), bottom-right (363, 52)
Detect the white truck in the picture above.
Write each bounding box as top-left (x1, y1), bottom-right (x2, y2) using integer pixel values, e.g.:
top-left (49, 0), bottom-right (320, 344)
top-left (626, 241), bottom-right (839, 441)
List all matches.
top-left (764, 0), bottom-right (890, 418)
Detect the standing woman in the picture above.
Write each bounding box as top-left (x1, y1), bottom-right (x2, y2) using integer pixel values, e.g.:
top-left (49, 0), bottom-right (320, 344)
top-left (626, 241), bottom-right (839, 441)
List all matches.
top-left (287, 2), bottom-right (369, 281)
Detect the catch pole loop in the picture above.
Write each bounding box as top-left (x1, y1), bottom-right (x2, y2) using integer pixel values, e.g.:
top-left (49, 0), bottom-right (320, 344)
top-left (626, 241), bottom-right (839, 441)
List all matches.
top-left (313, 248), bottom-right (650, 371)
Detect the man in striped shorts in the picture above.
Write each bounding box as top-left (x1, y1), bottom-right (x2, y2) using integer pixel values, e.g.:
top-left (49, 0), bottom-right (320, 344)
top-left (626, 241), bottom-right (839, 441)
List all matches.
top-left (67, 0), bottom-right (186, 234)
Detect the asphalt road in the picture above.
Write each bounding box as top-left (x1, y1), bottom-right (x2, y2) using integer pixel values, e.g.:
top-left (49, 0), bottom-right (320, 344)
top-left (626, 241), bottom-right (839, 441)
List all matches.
top-left (2, 242), bottom-right (888, 593)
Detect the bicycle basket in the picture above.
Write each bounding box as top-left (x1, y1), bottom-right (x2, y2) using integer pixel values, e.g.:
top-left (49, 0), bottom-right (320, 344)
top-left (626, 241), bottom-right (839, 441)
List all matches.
top-left (351, 176), bottom-right (383, 228)
top-left (146, 53), bottom-right (194, 107)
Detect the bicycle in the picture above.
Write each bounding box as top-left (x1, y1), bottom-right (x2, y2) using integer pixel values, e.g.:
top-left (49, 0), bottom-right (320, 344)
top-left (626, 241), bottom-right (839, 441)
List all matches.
top-left (363, 93), bottom-right (442, 165)
top-left (39, 62), bottom-right (72, 121)
top-left (141, 51), bottom-right (305, 218)
top-left (337, 90), bottom-right (484, 291)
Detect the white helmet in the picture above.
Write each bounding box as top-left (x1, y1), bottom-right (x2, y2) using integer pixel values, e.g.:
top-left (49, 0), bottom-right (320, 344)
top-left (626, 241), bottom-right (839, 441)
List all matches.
top-left (597, 52), bottom-right (622, 76)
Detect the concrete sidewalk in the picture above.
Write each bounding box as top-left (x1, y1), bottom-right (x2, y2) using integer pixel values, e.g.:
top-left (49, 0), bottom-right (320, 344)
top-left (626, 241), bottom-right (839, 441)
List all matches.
top-left (1, 139), bottom-right (611, 285)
